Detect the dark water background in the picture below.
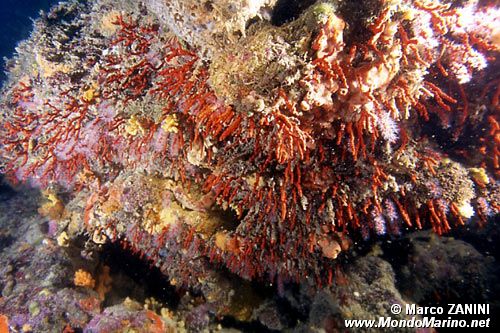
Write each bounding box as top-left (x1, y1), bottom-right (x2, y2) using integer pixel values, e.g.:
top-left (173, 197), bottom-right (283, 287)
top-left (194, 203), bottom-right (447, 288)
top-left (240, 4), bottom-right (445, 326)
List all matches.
top-left (0, 0), bottom-right (60, 83)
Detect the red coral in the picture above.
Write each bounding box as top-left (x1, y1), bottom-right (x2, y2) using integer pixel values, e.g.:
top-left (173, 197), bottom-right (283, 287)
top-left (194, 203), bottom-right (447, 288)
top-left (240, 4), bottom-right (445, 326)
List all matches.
top-left (0, 3), bottom-right (498, 289)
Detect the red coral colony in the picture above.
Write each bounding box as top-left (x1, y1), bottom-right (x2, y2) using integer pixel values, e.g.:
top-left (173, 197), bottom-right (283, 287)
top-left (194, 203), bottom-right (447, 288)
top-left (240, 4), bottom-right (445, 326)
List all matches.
top-left (0, 0), bottom-right (499, 293)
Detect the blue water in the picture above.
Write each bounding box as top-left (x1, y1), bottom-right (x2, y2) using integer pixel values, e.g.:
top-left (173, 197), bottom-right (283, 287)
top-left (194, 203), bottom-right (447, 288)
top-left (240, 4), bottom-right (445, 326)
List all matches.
top-left (0, 0), bottom-right (61, 83)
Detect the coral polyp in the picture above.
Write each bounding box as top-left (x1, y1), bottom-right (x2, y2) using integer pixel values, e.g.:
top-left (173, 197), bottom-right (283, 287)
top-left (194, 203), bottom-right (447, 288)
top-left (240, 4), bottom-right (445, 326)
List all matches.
top-left (0, 0), bottom-right (499, 304)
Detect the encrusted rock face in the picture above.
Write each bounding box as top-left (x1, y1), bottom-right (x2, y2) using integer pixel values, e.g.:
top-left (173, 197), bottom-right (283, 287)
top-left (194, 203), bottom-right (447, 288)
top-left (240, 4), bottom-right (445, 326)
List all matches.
top-left (394, 231), bottom-right (497, 304)
top-left (208, 3), bottom-right (334, 106)
top-left (147, 0), bottom-right (278, 55)
top-left (0, 0), bottom-right (499, 318)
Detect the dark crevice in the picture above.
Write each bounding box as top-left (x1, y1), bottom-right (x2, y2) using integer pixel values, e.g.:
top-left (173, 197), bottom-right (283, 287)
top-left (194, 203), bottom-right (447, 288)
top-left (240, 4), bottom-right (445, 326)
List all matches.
top-left (271, 0), bottom-right (317, 26)
top-left (218, 316), bottom-right (280, 333)
top-left (99, 242), bottom-right (181, 309)
top-left (0, 235), bottom-right (15, 252)
top-left (0, 176), bottom-right (16, 201)
top-left (336, 0), bottom-right (384, 45)
top-left (211, 205), bottom-right (244, 231)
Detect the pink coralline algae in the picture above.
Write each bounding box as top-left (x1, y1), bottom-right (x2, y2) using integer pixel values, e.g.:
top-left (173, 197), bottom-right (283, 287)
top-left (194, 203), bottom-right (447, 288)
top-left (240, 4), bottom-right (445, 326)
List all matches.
top-left (0, 0), bottom-right (499, 296)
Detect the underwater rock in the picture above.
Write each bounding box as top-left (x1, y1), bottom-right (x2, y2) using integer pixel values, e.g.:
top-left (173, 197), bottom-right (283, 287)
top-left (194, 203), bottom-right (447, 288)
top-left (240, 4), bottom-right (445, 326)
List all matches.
top-left (0, 189), bottom-right (96, 332)
top-left (269, 253), bottom-right (419, 332)
top-left (0, 177), bottom-right (499, 331)
top-left (394, 231), bottom-right (498, 304)
top-left (0, 0), bottom-right (499, 330)
top-left (147, 0), bottom-right (278, 57)
top-left (84, 301), bottom-right (177, 333)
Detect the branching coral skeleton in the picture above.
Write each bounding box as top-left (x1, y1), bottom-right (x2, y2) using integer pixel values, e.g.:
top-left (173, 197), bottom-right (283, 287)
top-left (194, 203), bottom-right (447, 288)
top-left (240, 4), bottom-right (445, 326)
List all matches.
top-left (0, 0), bottom-right (498, 289)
